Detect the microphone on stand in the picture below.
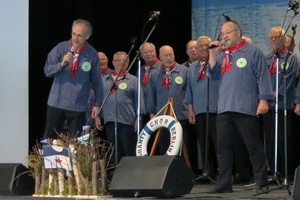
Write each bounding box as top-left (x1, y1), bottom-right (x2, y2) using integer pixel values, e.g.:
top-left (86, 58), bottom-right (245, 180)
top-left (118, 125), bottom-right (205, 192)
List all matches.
top-left (288, 0), bottom-right (299, 11)
top-left (149, 11), bottom-right (160, 21)
top-left (222, 13), bottom-right (231, 21)
top-left (63, 45), bottom-right (77, 67)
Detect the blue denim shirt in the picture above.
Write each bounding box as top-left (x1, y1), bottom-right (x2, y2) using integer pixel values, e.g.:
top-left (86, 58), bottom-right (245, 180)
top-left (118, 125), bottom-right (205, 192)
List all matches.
top-left (184, 60), bottom-right (219, 114)
top-left (102, 72), bottom-right (145, 125)
top-left (147, 63), bottom-right (188, 120)
top-left (266, 49), bottom-right (299, 110)
top-left (139, 60), bottom-right (162, 109)
top-left (45, 40), bottom-right (103, 112)
top-left (209, 42), bottom-right (274, 116)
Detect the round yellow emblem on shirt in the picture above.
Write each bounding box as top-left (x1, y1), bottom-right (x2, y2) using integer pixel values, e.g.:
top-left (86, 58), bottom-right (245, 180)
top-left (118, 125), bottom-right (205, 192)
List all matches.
top-left (175, 76), bottom-right (183, 84)
top-left (81, 62), bottom-right (91, 72)
top-left (119, 82), bottom-right (127, 90)
top-left (236, 58), bottom-right (247, 68)
top-left (281, 62), bottom-right (289, 71)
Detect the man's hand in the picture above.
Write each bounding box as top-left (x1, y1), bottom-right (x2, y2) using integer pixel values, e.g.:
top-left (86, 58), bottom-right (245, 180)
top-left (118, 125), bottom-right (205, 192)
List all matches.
top-left (294, 104), bottom-right (300, 116)
top-left (61, 51), bottom-right (73, 67)
top-left (95, 116), bottom-right (103, 131)
top-left (91, 106), bottom-right (100, 118)
top-left (188, 104), bottom-right (196, 124)
top-left (256, 100), bottom-right (269, 115)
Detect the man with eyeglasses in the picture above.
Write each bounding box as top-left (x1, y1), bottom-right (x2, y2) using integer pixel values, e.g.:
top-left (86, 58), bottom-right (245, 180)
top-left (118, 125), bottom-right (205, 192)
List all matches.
top-left (44, 19), bottom-right (103, 139)
top-left (182, 40), bottom-right (200, 68)
top-left (184, 36), bottom-right (218, 179)
top-left (139, 42), bottom-right (162, 127)
top-left (97, 51), bottom-right (145, 165)
top-left (147, 45), bottom-right (189, 155)
top-left (208, 20), bottom-right (273, 193)
top-left (263, 27), bottom-right (299, 183)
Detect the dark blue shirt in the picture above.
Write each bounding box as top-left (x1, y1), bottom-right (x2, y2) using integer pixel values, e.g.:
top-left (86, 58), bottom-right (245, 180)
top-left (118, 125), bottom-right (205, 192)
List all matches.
top-left (209, 43), bottom-right (274, 116)
top-left (45, 40), bottom-right (103, 112)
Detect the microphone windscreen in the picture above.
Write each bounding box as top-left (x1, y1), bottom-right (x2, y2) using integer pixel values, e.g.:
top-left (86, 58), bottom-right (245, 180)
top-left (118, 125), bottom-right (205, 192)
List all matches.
top-left (71, 45), bottom-right (77, 52)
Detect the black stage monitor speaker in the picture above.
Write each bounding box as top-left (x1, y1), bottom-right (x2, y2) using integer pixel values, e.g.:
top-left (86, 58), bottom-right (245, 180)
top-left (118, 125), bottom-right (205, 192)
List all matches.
top-left (293, 165), bottom-right (300, 200)
top-left (0, 163), bottom-right (35, 195)
top-left (109, 156), bottom-right (195, 198)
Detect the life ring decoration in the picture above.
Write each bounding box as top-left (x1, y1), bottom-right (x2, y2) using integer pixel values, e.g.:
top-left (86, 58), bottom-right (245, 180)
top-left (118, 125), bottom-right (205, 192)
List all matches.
top-left (136, 115), bottom-right (183, 156)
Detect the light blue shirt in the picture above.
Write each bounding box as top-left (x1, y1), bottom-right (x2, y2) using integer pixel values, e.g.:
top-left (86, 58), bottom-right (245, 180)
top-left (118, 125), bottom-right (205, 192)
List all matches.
top-left (102, 72), bottom-right (145, 125)
top-left (266, 49), bottom-right (299, 110)
top-left (184, 60), bottom-right (219, 114)
top-left (147, 63), bottom-right (188, 120)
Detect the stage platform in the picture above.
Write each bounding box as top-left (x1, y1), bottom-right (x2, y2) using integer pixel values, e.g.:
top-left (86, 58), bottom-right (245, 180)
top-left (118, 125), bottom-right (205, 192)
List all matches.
top-left (0, 183), bottom-right (295, 200)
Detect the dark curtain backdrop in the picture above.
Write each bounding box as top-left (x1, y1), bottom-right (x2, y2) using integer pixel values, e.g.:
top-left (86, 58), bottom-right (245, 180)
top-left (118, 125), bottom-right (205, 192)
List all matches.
top-left (29, 0), bottom-right (192, 149)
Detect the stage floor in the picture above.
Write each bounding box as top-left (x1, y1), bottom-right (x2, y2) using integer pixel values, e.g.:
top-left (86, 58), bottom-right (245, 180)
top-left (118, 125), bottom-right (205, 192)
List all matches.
top-left (0, 182), bottom-right (294, 200)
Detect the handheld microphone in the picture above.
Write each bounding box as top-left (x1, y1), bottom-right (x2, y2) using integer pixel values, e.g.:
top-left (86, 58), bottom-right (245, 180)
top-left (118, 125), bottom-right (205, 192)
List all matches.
top-left (209, 40), bottom-right (225, 49)
top-left (70, 45), bottom-right (77, 54)
top-left (149, 11), bottom-right (160, 21)
top-left (222, 13), bottom-right (231, 21)
top-left (63, 46), bottom-right (77, 67)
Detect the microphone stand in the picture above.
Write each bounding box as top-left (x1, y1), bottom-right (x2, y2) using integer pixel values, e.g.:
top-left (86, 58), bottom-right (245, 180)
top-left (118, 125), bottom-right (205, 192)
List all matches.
top-left (97, 37), bottom-right (138, 166)
top-left (195, 14), bottom-right (225, 184)
top-left (195, 15), bottom-right (224, 184)
top-left (98, 17), bottom-right (158, 168)
top-left (195, 63), bottom-right (216, 184)
top-left (123, 19), bottom-right (159, 138)
top-left (253, 6), bottom-right (298, 197)
top-left (136, 56), bottom-right (142, 138)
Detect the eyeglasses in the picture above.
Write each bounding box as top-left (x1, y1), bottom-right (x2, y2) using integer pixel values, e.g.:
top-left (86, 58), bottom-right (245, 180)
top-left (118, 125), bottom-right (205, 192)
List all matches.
top-left (220, 29), bottom-right (238, 36)
top-left (71, 32), bottom-right (86, 39)
top-left (113, 59), bottom-right (128, 62)
top-left (269, 35), bottom-right (281, 40)
top-left (198, 44), bottom-right (210, 48)
top-left (99, 58), bottom-right (108, 61)
top-left (142, 49), bottom-right (155, 54)
top-left (161, 53), bottom-right (174, 58)
top-left (187, 45), bottom-right (197, 50)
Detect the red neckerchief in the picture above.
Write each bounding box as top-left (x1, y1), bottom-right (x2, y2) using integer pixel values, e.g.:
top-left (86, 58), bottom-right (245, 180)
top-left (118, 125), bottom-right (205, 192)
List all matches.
top-left (70, 42), bottom-right (86, 77)
top-left (143, 57), bottom-right (159, 84)
top-left (269, 47), bottom-right (285, 75)
top-left (111, 70), bottom-right (127, 93)
top-left (221, 39), bottom-right (246, 74)
top-left (161, 63), bottom-right (176, 90)
top-left (198, 58), bottom-right (208, 80)
top-left (101, 66), bottom-right (109, 75)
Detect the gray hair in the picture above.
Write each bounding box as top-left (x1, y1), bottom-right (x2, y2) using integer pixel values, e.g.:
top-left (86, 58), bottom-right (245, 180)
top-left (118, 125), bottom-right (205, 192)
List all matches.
top-left (196, 36), bottom-right (211, 48)
top-left (72, 19), bottom-right (93, 36)
top-left (113, 51), bottom-right (129, 62)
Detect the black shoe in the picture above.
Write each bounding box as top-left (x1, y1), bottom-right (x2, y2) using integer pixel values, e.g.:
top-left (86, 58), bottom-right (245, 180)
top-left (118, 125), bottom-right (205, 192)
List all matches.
top-left (208, 187), bottom-right (233, 193)
top-left (255, 184), bottom-right (269, 194)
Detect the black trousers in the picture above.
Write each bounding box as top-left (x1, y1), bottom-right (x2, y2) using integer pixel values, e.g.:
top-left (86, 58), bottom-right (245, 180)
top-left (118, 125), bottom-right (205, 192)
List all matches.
top-left (262, 109), bottom-right (295, 179)
top-left (105, 122), bottom-right (137, 165)
top-left (216, 112), bottom-right (268, 189)
top-left (44, 105), bottom-right (86, 139)
top-left (195, 113), bottom-right (218, 178)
